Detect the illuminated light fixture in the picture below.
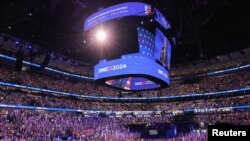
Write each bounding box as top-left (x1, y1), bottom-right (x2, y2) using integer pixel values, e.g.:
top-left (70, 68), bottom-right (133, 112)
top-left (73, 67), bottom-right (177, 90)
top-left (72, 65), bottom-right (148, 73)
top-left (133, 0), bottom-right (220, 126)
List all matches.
top-left (27, 45), bottom-right (32, 49)
top-left (96, 30), bottom-right (107, 41)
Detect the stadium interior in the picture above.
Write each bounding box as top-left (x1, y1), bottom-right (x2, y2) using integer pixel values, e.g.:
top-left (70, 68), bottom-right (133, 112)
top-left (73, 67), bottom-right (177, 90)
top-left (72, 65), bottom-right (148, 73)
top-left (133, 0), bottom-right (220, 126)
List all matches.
top-left (0, 0), bottom-right (249, 140)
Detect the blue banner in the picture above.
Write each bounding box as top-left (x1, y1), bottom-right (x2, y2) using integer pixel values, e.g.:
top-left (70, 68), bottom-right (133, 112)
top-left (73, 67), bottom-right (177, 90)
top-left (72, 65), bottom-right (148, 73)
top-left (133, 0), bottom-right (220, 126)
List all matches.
top-left (84, 2), bottom-right (150, 31)
top-left (94, 54), bottom-right (169, 90)
top-left (84, 2), bottom-right (170, 31)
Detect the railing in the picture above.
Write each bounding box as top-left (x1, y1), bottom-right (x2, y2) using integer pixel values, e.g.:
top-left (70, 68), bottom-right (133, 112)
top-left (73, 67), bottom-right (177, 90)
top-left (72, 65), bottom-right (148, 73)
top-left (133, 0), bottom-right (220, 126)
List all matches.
top-left (0, 81), bottom-right (249, 102)
top-left (0, 103), bottom-right (249, 117)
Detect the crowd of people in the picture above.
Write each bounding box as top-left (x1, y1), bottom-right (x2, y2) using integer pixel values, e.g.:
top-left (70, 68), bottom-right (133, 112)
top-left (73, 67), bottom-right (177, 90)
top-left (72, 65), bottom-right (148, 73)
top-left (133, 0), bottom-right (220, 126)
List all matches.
top-left (0, 109), bottom-right (136, 140)
top-left (0, 108), bottom-right (249, 140)
top-left (0, 66), bottom-right (249, 140)
top-left (0, 90), bottom-right (249, 111)
top-left (0, 67), bottom-right (249, 97)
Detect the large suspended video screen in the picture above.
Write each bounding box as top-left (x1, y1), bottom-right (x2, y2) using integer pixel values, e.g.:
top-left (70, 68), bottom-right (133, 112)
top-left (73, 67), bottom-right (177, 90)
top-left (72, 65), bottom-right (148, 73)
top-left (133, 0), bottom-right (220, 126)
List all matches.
top-left (137, 27), bottom-right (172, 70)
top-left (89, 2), bottom-right (172, 91)
top-left (84, 2), bottom-right (170, 31)
top-left (94, 53), bottom-right (169, 91)
top-left (94, 27), bottom-right (172, 91)
top-left (95, 27), bottom-right (172, 91)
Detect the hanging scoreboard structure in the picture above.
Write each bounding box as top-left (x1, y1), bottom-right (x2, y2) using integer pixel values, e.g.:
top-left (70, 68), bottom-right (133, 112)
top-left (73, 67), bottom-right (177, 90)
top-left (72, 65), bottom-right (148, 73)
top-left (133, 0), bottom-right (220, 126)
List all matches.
top-left (84, 2), bottom-right (172, 91)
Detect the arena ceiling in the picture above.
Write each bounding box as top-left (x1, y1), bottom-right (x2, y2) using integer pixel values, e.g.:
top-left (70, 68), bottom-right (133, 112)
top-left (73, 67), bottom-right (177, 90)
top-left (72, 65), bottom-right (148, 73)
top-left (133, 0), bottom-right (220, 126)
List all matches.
top-left (1, 0), bottom-right (250, 66)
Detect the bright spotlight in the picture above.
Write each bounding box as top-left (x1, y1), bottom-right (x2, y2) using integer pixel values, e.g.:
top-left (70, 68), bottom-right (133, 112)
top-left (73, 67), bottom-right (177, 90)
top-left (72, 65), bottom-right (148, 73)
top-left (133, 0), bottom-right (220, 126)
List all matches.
top-left (96, 30), bottom-right (107, 41)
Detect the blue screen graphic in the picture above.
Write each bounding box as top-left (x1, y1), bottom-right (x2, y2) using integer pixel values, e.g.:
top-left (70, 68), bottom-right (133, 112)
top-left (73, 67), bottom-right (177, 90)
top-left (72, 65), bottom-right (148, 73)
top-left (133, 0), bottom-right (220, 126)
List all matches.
top-left (106, 77), bottom-right (159, 90)
top-left (154, 9), bottom-right (171, 29)
top-left (154, 28), bottom-right (171, 69)
top-left (137, 27), bottom-right (155, 58)
top-left (137, 27), bottom-right (172, 69)
top-left (84, 2), bottom-right (170, 31)
top-left (84, 2), bottom-right (152, 31)
top-left (94, 54), bottom-right (169, 90)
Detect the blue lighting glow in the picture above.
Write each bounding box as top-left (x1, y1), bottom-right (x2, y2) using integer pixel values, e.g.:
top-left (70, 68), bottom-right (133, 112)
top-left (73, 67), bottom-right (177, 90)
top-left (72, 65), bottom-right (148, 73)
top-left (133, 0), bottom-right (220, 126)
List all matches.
top-left (0, 81), bottom-right (249, 101)
top-left (207, 64), bottom-right (250, 75)
top-left (0, 54), bottom-right (93, 80)
top-left (0, 103), bottom-right (249, 114)
top-left (0, 54), bottom-right (249, 81)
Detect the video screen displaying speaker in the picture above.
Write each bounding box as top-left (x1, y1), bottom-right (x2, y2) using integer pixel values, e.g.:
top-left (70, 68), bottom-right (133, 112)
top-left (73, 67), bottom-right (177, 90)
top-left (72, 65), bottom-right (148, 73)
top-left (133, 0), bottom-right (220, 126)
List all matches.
top-left (86, 2), bottom-right (172, 91)
top-left (154, 28), bottom-right (171, 70)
